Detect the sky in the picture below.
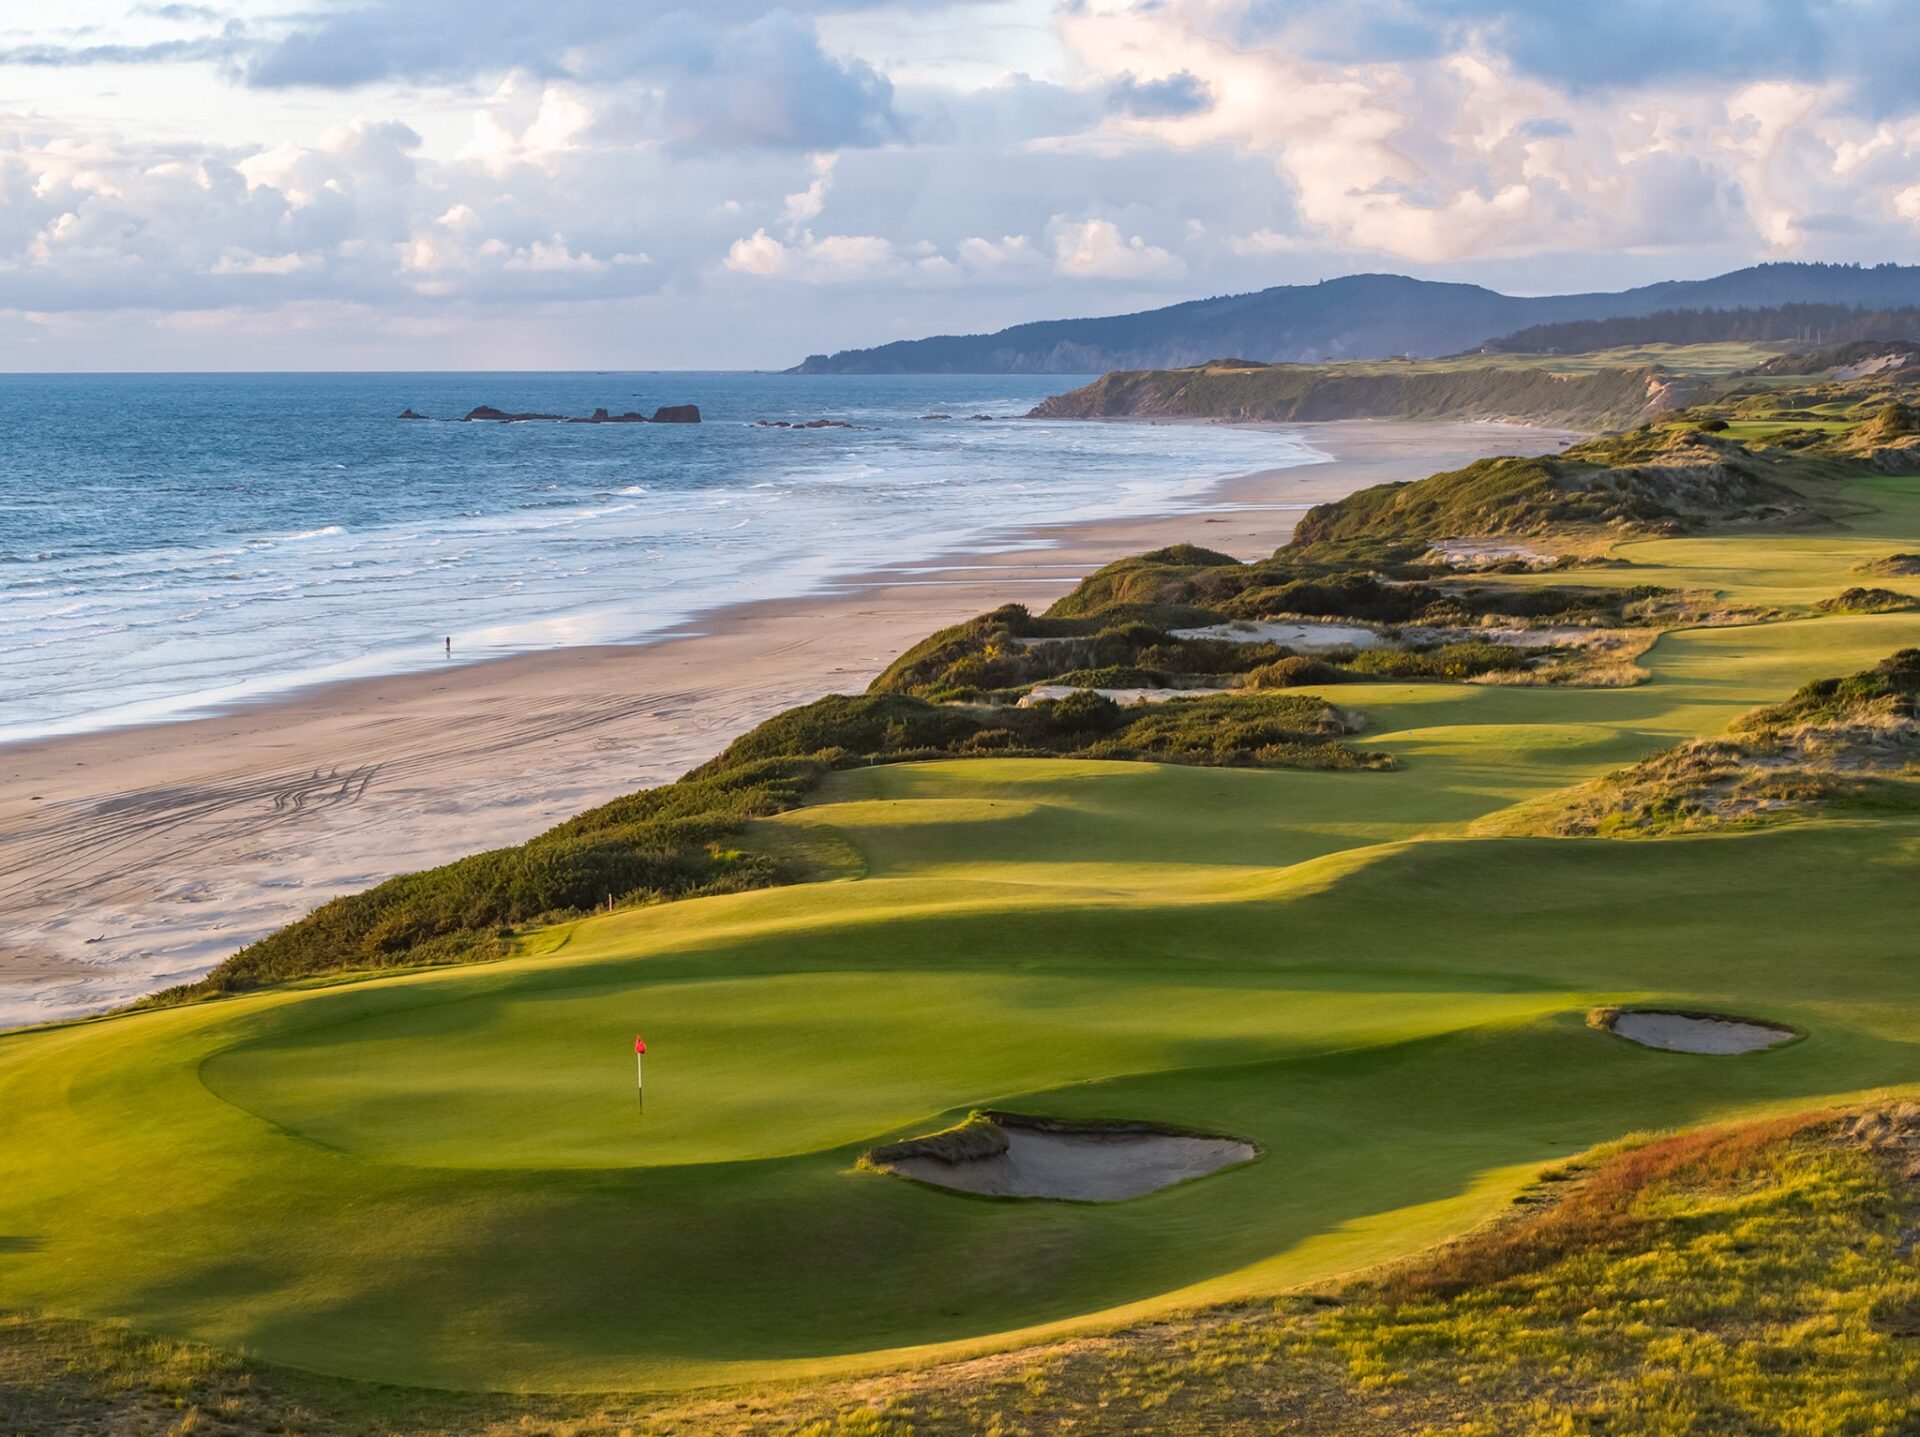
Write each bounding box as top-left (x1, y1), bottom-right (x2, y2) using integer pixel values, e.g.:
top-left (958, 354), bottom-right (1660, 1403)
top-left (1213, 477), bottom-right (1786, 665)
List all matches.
top-left (3, 0), bottom-right (1920, 369)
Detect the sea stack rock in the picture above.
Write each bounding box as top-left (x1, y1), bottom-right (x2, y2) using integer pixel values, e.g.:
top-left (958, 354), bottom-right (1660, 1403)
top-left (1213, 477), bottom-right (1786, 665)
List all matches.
top-left (398, 408), bottom-right (427, 420)
top-left (650, 404), bottom-right (701, 424)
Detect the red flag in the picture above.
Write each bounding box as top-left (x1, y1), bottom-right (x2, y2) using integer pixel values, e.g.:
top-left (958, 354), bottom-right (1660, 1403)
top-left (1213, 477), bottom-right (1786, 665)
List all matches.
top-left (634, 1036), bottom-right (647, 1054)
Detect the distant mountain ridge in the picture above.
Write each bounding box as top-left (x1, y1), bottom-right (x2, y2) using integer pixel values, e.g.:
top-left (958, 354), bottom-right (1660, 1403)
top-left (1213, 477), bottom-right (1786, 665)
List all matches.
top-left (788, 263), bottom-right (1920, 375)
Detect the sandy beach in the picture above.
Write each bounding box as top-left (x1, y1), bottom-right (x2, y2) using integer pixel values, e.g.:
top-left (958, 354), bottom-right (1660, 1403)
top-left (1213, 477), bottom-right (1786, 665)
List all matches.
top-left (0, 419), bottom-right (1567, 1026)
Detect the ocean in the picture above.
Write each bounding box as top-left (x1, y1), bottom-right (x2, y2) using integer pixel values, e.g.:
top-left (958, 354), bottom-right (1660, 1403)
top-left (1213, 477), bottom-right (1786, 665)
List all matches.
top-left (0, 372), bottom-right (1321, 744)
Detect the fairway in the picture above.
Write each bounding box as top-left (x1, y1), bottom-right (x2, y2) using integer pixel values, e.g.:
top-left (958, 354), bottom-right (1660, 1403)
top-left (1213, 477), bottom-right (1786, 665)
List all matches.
top-left (3, 473), bottom-right (1919, 1394)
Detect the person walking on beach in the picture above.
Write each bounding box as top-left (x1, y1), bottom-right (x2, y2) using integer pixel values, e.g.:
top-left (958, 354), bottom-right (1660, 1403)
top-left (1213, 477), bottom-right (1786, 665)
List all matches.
top-left (445, 635), bottom-right (451, 656)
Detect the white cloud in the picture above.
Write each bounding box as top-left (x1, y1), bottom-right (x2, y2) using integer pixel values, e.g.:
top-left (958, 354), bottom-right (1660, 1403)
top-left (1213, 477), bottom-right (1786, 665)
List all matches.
top-left (210, 250), bottom-right (315, 276)
top-left (457, 78), bottom-right (593, 175)
top-left (724, 227), bottom-right (789, 276)
top-left (1045, 0), bottom-right (1920, 263)
top-left (499, 238), bottom-right (646, 273)
top-left (957, 234), bottom-right (1043, 272)
top-left (1228, 228), bottom-right (1308, 256)
top-left (779, 153), bottom-right (837, 233)
top-left (1048, 217), bottom-right (1185, 279)
top-left (3, 1), bottom-right (1920, 367)
top-left (724, 225), bottom-right (898, 282)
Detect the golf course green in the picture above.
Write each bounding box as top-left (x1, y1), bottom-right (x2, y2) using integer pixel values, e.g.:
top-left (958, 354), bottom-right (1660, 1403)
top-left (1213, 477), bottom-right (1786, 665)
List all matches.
top-left (3, 462), bottom-right (1918, 1396)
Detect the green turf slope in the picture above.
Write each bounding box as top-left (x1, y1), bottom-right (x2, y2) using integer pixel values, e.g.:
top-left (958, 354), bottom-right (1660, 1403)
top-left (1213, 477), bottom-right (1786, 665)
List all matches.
top-left (1, 474), bottom-right (1917, 1395)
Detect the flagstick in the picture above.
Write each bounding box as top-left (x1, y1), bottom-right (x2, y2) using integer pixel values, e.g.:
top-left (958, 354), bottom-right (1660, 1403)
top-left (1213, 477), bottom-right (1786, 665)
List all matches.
top-left (636, 1047), bottom-right (644, 1111)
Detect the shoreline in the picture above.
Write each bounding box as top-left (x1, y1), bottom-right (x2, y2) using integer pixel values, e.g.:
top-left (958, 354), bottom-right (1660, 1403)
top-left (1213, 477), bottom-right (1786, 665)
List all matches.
top-left (0, 419), bottom-right (1568, 1026)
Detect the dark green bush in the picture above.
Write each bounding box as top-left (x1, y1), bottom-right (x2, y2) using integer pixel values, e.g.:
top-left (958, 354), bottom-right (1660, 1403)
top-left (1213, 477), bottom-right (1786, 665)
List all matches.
top-left (1346, 642), bottom-right (1531, 681)
top-left (1032, 689), bottom-right (1128, 734)
top-left (1248, 656), bottom-right (1349, 688)
top-left (1043, 666), bottom-right (1169, 690)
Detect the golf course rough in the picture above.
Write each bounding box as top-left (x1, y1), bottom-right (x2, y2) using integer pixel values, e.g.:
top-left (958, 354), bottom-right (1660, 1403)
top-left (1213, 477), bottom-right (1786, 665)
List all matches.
top-left (1, 462), bottom-right (1919, 1394)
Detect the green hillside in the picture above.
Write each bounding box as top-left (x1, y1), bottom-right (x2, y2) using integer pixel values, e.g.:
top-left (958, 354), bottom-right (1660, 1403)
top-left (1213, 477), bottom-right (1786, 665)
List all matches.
top-left (1027, 352), bottom-right (1710, 429)
top-left (1027, 340), bottom-right (1920, 434)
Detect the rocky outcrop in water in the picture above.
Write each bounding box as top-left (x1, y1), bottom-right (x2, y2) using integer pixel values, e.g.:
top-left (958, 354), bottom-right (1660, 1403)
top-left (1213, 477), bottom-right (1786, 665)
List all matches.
top-left (568, 408), bottom-right (649, 423)
top-left (448, 404), bottom-right (701, 424)
top-left (463, 406), bottom-right (564, 422)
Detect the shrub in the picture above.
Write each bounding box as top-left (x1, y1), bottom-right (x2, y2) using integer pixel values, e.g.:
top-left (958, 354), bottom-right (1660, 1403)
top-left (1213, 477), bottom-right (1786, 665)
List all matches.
top-left (1247, 656), bottom-right (1348, 687)
top-left (1031, 688), bottom-right (1128, 734)
top-left (1346, 641), bottom-right (1532, 681)
top-left (1854, 552), bottom-right (1920, 578)
top-left (1043, 666), bottom-right (1169, 690)
top-left (1815, 586), bottom-right (1919, 615)
top-left (1739, 647), bottom-right (1920, 730)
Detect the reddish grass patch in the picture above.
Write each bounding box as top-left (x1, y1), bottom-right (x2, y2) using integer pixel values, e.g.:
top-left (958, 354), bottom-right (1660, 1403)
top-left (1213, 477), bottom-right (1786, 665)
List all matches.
top-left (1380, 1112), bottom-right (1825, 1301)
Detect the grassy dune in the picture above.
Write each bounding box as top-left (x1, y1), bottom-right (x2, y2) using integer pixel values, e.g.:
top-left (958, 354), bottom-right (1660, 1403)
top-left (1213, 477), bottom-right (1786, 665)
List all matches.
top-left (3, 387), bottom-right (1920, 1422)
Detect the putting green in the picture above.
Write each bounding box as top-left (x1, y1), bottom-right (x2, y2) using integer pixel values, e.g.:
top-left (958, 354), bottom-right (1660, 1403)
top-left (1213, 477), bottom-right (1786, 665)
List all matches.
top-left (200, 971), bottom-right (1564, 1169)
top-left (2, 473), bottom-right (1918, 1393)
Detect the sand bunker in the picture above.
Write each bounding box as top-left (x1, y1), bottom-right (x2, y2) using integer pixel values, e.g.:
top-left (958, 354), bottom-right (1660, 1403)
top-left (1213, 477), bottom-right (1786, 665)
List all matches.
top-left (1018, 684), bottom-right (1234, 707)
top-left (871, 1114), bottom-right (1256, 1201)
top-left (1169, 620), bottom-right (1385, 650)
top-left (1598, 1008), bottom-right (1797, 1055)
